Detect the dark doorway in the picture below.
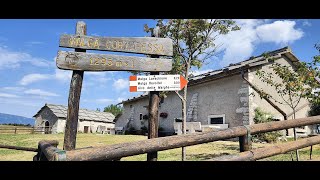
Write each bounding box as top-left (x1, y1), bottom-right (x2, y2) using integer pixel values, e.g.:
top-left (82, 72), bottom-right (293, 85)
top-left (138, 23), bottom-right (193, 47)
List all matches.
top-left (84, 126), bottom-right (89, 133)
top-left (45, 121), bottom-right (50, 134)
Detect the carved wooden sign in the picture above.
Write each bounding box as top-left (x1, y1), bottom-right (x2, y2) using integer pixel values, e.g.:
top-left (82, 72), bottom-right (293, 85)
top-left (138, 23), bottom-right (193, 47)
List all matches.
top-left (56, 51), bottom-right (172, 72)
top-left (59, 34), bottom-right (173, 56)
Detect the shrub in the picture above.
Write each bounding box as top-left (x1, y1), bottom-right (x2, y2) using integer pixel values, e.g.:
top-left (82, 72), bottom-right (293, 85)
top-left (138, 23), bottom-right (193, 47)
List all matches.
top-left (125, 127), bottom-right (136, 135)
top-left (158, 127), bottom-right (164, 131)
top-left (252, 107), bottom-right (282, 143)
top-left (309, 103), bottom-right (320, 116)
top-left (140, 126), bottom-right (148, 134)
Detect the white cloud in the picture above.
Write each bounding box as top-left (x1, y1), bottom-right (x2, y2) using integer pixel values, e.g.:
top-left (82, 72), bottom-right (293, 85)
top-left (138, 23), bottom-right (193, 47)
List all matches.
top-left (96, 98), bottom-right (113, 103)
top-left (0, 46), bottom-right (53, 69)
top-left (0, 93), bottom-right (19, 98)
top-left (20, 67), bottom-right (111, 87)
top-left (116, 97), bottom-right (125, 103)
top-left (113, 78), bottom-right (129, 90)
top-left (19, 74), bottom-right (51, 85)
top-left (0, 86), bottom-right (25, 91)
top-left (25, 41), bottom-right (44, 47)
top-left (19, 68), bottom-right (72, 86)
top-left (24, 89), bottom-right (59, 97)
top-left (256, 20), bottom-right (304, 44)
top-left (54, 69), bottom-right (72, 82)
top-left (216, 19), bottom-right (259, 67)
top-left (85, 72), bottom-right (111, 83)
top-left (216, 20), bottom-right (304, 67)
top-left (93, 77), bottom-right (111, 83)
top-left (302, 20), bottom-right (312, 27)
top-left (86, 71), bottom-right (110, 76)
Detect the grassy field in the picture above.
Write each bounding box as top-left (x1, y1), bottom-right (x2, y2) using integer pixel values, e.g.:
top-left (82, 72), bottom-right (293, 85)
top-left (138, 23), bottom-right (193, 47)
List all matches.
top-left (0, 133), bottom-right (319, 161)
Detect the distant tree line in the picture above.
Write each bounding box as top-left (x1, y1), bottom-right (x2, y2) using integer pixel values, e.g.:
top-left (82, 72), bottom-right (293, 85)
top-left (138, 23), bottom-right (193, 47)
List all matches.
top-left (0, 123), bottom-right (32, 127)
top-left (97, 104), bottom-right (123, 119)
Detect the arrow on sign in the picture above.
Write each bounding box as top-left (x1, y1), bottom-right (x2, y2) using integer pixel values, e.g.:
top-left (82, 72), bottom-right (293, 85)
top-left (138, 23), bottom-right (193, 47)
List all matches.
top-left (129, 75), bottom-right (188, 92)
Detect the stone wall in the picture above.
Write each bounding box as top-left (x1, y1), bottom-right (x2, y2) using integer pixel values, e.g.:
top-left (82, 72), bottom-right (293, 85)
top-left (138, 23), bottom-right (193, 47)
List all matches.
top-left (117, 74), bottom-right (245, 134)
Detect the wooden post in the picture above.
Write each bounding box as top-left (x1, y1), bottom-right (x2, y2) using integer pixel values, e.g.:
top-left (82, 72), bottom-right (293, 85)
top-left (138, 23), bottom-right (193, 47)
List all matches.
top-left (14, 128), bottom-right (17, 134)
top-left (239, 135), bottom-right (252, 152)
top-left (147, 27), bottom-right (161, 161)
top-left (63, 21), bottom-right (86, 151)
top-left (31, 127), bottom-right (34, 134)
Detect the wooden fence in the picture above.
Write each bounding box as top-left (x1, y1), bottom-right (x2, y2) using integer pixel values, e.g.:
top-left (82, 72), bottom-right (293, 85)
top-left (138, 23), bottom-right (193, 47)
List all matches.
top-left (0, 126), bottom-right (52, 134)
top-left (33, 115), bottom-right (320, 161)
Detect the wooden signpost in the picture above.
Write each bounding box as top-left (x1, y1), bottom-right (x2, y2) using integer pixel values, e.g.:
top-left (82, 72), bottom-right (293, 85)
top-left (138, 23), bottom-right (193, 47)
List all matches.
top-left (59, 34), bottom-right (173, 56)
top-left (56, 51), bottom-right (172, 72)
top-left (58, 21), bottom-right (173, 161)
top-left (63, 21), bottom-right (86, 151)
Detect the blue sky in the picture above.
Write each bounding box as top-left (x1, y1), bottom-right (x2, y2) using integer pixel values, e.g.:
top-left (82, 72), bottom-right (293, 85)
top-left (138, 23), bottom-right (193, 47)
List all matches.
top-left (0, 19), bottom-right (319, 118)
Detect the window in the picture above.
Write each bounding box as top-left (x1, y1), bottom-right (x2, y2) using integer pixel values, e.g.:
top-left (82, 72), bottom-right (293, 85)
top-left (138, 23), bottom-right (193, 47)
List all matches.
top-left (140, 113), bottom-right (143, 121)
top-left (208, 114), bottom-right (225, 124)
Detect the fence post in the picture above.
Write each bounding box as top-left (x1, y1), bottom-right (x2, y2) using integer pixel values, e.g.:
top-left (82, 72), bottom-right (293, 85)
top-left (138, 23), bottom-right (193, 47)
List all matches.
top-left (239, 135), bottom-right (252, 152)
top-left (239, 126), bottom-right (252, 152)
top-left (14, 128), bottom-right (17, 134)
top-left (31, 127), bottom-right (34, 134)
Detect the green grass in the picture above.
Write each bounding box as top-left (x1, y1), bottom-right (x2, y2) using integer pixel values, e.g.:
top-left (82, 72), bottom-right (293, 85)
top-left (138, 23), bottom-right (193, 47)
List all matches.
top-left (0, 133), bottom-right (319, 161)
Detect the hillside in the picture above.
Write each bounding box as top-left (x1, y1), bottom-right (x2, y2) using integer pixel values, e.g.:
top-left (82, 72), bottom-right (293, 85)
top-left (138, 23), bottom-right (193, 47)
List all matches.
top-left (0, 113), bottom-right (34, 125)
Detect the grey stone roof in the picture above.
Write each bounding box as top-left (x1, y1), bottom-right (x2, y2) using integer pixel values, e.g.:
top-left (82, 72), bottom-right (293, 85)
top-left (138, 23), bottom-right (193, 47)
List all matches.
top-left (33, 104), bottom-right (115, 123)
top-left (189, 46), bottom-right (295, 83)
top-left (120, 46), bottom-right (298, 104)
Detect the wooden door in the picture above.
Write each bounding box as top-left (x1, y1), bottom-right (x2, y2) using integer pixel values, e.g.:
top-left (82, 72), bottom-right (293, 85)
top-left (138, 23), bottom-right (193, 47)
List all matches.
top-left (84, 126), bottom-right (89, 133)
top-left (45, 121), bottom-right (50, 134)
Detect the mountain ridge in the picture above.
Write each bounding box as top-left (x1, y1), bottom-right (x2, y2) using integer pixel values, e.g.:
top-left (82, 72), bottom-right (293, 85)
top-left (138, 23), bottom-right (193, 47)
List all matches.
top-left (0, 112), bottom-right (34, 125)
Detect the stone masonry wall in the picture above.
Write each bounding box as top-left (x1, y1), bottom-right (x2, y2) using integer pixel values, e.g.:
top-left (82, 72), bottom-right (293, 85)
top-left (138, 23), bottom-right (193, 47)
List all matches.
top-left (187, 93), bottom-right (199, 122)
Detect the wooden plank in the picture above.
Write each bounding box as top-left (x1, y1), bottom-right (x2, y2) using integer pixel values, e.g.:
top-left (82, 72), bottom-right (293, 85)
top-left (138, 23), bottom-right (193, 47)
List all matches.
top-left (59, 34), bottom-right (173, 56)
top-left (63, 21), bottom-right (86, 151)
top-left (56, 50), bottom-right (172, 72)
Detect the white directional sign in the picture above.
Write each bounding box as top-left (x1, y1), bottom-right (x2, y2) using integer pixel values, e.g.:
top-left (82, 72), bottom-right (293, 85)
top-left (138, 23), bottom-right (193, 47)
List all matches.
top-left (129, 75), bottom-right (188, 92)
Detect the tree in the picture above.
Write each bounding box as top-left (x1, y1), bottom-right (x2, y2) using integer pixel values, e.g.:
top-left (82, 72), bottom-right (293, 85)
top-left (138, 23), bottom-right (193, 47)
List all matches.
top-left (144, 19), bottom-right (240, 161)
top-left (96, 108), bottom-right (101, 112)
top-left (103, 104), bottom-right (123, 118)
top-left (255, 47), bottom-right (320, 161)
top-left (305, 44), bottom-right (320, 107)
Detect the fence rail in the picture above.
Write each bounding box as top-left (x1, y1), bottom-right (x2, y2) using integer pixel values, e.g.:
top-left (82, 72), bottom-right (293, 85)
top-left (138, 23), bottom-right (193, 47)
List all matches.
top-left (0, 126), bottom-right (52, 134)
top-left (0, 144), bottom-right (38, 152)
top-left (34, 115), bottom-right (320, 161)
top-left (208, 134), bottom-right (320, 161)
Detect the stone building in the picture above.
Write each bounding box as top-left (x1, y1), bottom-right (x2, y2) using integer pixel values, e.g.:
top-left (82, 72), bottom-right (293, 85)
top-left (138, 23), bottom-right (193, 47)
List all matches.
top-left (33, 103), bottom-right (115, 134)
top-left (115, 47), bottom-right (317, 137)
